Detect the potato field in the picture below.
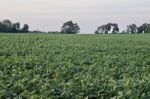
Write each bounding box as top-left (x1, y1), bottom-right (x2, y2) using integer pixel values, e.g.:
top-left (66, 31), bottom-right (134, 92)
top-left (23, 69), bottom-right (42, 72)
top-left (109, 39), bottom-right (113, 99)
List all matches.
top-left (0, 34), bottom-right (150, 99)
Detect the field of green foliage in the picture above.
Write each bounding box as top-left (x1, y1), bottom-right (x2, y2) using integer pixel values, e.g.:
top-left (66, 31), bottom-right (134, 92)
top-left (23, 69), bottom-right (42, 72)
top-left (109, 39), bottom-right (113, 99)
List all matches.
top-left (0, 33), bottom-right (150, 99)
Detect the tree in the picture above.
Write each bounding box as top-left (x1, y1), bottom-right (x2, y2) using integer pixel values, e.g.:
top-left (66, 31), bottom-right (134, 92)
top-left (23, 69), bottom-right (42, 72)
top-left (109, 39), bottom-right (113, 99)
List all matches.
top-left (74, 23), bottom-right (80, 33)
top-left (95, 23), bottom-right (119, 34)
top-left (95, 25), bottom-right (111, 34)
top-left (127, 24), bottom-right (137, 34)
top-left (61, 21), bottom-right (80, 34)
top-left (104, 24), bottom-right (111, 34)
top-left (0, 22), bottom-right (4, 32)
top-left (22, 24), bottom-right (29, 32)
top-left (12, 22), bottom-right (20, 32)
top-left (111, 23), bottom-right (119, 34)
top-left (94, 30), bottom-right (99, 34)
top-left (147, 27), bottom-right (150, 33)
top-left (95, 26), bottom-right (103, 34)
top-left (138, 23), bottom-right (150, 33)
top-left (0, 19), bottom-right (13, 32)
top-left (0, 19), bottom-right (30, 33)
top-left (1, 19), bottom-right (12, 28)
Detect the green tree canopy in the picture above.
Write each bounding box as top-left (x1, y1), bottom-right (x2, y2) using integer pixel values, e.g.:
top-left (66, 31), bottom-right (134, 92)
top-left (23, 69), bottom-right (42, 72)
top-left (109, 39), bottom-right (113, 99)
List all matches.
top-left (61, 21), bottom-right (80, 34)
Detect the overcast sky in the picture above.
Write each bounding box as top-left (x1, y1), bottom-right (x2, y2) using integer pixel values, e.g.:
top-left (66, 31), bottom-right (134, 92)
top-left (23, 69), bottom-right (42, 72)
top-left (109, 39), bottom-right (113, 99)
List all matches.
top-left (0, 0), bottom-right (150, 33)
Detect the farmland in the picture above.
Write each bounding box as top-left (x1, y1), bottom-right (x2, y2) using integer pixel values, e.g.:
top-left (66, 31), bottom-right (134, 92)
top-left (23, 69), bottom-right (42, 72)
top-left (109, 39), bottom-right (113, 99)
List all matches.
top-left (0, 33), bottom-right (150, 98)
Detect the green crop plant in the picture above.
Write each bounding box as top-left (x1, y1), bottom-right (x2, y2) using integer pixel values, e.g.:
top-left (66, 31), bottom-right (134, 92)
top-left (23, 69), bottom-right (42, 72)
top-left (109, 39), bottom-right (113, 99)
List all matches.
top-left (0, 33), bottom-right (150, 99)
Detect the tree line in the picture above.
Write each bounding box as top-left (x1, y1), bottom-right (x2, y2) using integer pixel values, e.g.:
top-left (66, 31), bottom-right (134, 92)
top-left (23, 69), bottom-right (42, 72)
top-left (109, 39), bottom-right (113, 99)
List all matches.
top-left (60, 21), bottom-right (150, 34)
top-left (0, 19), bottom-right (150, 34)
top-left (0, 19), bottom-right (29, 33)
top-left (94, 23), bottom-right (150, 34)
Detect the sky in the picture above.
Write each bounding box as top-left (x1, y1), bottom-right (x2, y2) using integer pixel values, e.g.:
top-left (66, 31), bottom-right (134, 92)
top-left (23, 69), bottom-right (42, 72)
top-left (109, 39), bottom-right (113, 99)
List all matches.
top-left (0, 0), bottom-right (150, 33)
